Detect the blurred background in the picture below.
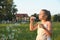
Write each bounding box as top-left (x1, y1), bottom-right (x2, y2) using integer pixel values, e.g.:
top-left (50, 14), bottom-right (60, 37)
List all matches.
top-left (0, 0), bottom-right (60, 40)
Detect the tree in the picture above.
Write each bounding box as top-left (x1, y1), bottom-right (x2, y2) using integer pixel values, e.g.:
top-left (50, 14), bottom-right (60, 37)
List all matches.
top-left (53, 14), bottom-right (60, 22)
top-left (53, 15), bottom-right (58, 22)
top-left (12, 5), bottom-right (18, 20)
top-left (0, 0), bottom-right (17, 21)
top-left (57, 14), bottom-right (60, 21)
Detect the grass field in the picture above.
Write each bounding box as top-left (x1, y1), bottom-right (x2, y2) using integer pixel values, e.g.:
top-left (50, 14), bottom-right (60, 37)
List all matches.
top-left (0, 22), bottom-right (60, 40)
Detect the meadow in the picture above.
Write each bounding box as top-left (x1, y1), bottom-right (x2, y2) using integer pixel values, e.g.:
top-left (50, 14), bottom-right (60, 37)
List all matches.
top-left (0, 22), bottom-right (60, 40)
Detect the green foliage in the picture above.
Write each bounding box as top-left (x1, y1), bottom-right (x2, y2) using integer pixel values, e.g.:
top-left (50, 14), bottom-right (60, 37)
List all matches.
top-left (0, 22), bottom-right (60, 40)
top-left (53, 14), bottom-right (60, 22)
top-left (0, 23), bottom-right (37, 40)
top-left (0, 0), bottom-right (17, 21)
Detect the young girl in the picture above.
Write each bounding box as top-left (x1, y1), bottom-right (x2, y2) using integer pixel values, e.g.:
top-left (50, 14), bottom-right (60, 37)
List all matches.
top-left (30, 9), bottom-right (52, 40)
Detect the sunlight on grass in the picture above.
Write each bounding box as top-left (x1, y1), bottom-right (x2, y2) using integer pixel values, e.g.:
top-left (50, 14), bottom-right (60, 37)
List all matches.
top-left (0, 22), bottom-right (60, 40)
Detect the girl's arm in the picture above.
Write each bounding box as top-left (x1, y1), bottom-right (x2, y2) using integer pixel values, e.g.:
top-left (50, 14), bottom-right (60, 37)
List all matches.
top-left (30, 17), bottom-right (38, 31)
top-left (44, 21), bottom-right (52, 36)
top-left (41, 21), bottom-right (52, 36)
top-left (30, 22), bottom-right (38, 31)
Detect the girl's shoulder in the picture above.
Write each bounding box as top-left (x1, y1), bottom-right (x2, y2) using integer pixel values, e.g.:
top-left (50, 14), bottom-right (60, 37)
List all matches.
top-left (46, 21), bottom-right (52, 26)
top-left (37, 21), bottom-right (41, 24)
top-left (46, 21), bottom-right (52, 24)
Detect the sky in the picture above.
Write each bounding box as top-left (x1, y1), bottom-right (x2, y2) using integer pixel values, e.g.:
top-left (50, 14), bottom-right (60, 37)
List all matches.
top-left (14, 0), bottom-right (60, 16)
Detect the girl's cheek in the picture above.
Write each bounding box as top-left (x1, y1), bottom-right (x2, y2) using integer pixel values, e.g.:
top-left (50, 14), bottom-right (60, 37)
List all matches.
top-left (38, 16), bottom-right (40, 20)
top-left (39, 16), bottom-right (42, 20)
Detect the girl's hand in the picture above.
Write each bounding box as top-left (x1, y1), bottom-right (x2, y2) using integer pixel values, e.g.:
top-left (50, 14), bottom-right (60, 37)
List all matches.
top-left (30, 16), bottom-right (36, 23)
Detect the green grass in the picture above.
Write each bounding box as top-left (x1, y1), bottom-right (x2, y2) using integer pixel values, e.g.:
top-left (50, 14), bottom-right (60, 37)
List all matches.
top-left (0, 22), bottom-right (60, 40)
top-left (52, 22), bottom-right (60, 40)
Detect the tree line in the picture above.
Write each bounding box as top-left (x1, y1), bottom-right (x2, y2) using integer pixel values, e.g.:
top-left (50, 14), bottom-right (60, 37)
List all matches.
top-left (31, 13), bottom-right (60, 22)
top-left (0, 0), bottom-right (60, 22)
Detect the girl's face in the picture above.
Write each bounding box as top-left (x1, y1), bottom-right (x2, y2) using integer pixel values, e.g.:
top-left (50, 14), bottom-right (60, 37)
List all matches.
top-left (39, 10), bottom-right (47, 20)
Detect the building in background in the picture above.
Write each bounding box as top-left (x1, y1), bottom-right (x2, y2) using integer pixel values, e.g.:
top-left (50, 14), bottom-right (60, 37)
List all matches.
top-left (15, 13), bottom-right (29, 23)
